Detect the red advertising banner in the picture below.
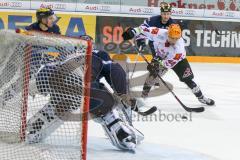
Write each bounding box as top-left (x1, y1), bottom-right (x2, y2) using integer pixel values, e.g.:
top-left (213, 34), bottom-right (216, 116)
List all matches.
top-left (148, 0), bottom-right (239, 11)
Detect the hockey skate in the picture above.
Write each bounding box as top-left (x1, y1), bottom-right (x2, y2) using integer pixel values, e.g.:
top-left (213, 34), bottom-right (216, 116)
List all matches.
top-left (192, 85), bottom-right (215, 106)
top-left (198, 95), bottom-right (215, 106)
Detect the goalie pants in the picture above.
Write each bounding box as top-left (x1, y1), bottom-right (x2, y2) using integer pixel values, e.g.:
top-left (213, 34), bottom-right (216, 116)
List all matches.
top-left (36, 65), bottom-right (117, 120)
top-left (35, 53), bottom-right (128, 120)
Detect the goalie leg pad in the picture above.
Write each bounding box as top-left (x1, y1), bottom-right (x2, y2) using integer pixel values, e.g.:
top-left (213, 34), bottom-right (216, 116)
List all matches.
top-left (97, 108), bottom-right (144, 151)
top-left (26, 103), bottom-right (64, 143)
top-left (117, 107), bottom-right (145, 145)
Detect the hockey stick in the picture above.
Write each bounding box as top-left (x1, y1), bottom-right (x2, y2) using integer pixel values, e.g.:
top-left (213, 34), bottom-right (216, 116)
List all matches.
top-left (135, 49), bottom-right (204, 113)
top-left (110, 89), bottom-right (157, 116)
top-left (130, 52), bottom-right (140, 79)
top-left (114, 43), bottom-right (157, 116)
top-left (120, 100), bottom-right (157, 126)
top-left (215, 29), bottom-right (230, 36)
top-left (114, 94), bottom-right (157, 116)
top-left (126, 55), bottom-right (158, 117)
top-left (131, 105), bottom-right (157, 116)
top-left (130, 45), bottom-right (142, 79)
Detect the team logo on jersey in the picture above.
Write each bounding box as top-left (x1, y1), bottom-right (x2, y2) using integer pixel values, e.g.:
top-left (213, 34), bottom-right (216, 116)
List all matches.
top-left (151, 28), bottom-right (159, 34)
top-left (173, 54), bottom-right (182, 60)
top-left (143, 28), bottom-right (150, 32)
top-left (183, 67), bottom-right (192, 78)
top-left (165, 41), bottom-right (170, 47)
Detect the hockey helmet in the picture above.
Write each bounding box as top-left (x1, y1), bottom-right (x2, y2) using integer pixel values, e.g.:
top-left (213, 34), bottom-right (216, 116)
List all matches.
top-left (160, 3), bottom-right (172, 12)
top-left (168, 24), bottom-right (182, 39)
top-left (36, 8), bottom-right (55, 22)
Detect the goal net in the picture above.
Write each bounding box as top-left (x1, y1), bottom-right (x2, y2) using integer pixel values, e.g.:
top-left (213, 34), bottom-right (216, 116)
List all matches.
top-left (0, 30), bottom-right (92, 160)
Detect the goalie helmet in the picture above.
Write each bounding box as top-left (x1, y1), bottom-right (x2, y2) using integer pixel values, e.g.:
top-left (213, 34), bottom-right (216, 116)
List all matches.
top-left (160, 3), bottom-right (172, 12)
top-left (36, 8), bottom-right (55, 22)
top-left (168, 24), bottom-right (182, 39)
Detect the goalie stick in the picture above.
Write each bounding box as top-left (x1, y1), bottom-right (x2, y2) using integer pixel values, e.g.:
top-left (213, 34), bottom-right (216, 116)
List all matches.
top-left (134, 47), bottom-right (205, 113)
top-left (131, 105), bottom-right (157, 116)
top-left (111, 51), bottom-right (157, 117)
top-left (120, 99), bottom-right (157, 127)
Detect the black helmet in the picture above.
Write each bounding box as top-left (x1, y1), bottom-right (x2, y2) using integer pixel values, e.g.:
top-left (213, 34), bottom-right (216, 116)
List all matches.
top-left (36, 8), bottom-right (54, 22)
top-left (160, 3), bottom-right (172, 12)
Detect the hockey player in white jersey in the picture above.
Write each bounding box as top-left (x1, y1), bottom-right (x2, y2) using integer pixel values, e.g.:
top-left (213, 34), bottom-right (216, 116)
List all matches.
top-left (122, 24), bottom-right (215, 105)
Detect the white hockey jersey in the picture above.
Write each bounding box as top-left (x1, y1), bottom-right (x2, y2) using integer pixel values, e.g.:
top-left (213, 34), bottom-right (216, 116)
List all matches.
top-left (135, 26), bottom-right (186, 69)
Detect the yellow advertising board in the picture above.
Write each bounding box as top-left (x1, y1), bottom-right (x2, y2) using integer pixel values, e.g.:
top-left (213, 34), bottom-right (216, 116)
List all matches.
top-left (0, 11), bottom-right (96, 39)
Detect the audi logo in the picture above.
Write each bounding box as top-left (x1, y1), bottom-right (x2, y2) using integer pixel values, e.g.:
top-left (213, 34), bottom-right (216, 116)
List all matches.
top-left (85, 5), bottom-right (111, 12)
top-left (225, 12), bottom-right (235, 17)
top-left (0, 2), bottom-right (22, 8)
top-left (142, 8), bottom-right (154, 14)
top-left (54, 3), bottom-right (66, 10)
top-left (184, 10), bottom-right (195, 16)
top-left (99, 5), bottom-right (111, 11)
top-left (10, 2), bottom-right (22, 8)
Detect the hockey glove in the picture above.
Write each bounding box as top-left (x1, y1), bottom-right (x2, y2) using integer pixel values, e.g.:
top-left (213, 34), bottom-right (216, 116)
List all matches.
top-left (136, 39), bottom-right (147, 51)
top-left (120, 94), bottom-right (137, 109)
top-left (147, 57), bottom-right (164, 75)
top-left (122, 27), bottom-right (138, 40)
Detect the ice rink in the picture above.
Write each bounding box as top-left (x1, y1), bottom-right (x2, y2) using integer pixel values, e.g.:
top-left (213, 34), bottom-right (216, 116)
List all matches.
top-left (0, 62), bottom-right (239, 160)
top-left (88, 62), bottom-right (240, 160)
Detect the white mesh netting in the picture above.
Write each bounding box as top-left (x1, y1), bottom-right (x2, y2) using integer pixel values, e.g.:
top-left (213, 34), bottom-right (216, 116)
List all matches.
top-left (0, 30), bottom-right (92, 160)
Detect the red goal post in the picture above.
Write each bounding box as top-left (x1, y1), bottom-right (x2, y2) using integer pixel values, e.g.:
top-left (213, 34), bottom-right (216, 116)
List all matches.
top-left (0, 29), bottom-right (92, 160)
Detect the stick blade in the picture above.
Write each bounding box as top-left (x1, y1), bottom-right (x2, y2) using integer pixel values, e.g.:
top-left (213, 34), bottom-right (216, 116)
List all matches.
top-left (185, 106), bottom-right (205, 113)
top-left (138, 106), bottom-right (157, 116)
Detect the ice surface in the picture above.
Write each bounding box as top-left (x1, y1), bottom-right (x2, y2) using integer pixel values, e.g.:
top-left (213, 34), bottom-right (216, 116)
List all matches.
top-left (88, 63), bottom-right (240, 160)
top-left (0, 63), bottom-right (239, 160)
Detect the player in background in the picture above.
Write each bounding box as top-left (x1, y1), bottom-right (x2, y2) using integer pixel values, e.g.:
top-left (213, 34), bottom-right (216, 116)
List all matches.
top-left (136, 2), bottom-right (175, 53)
top-left (122, 24), bottom-right (215, 106)
top-left (25, 8), bottom-right (60, 34)
top-left (136, 2), bottom-right (176, 96)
